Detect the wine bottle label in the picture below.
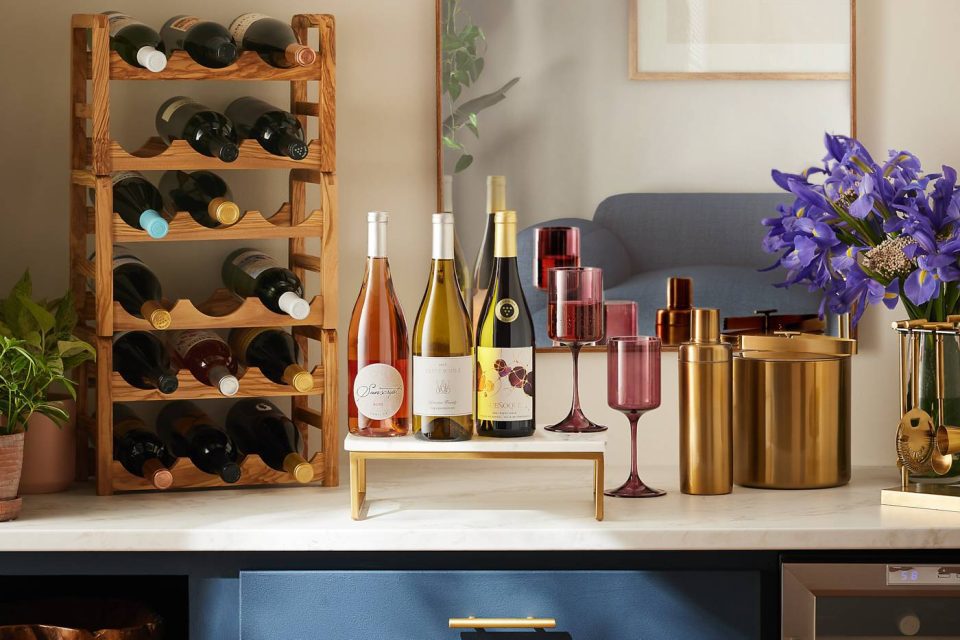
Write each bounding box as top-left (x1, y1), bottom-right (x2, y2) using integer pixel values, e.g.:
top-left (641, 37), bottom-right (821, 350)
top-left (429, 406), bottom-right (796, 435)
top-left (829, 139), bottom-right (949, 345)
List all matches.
top-left (229, 13), bottom-right (269, 42)
top-left (159, 97), bottom-right (193, 123)
top-left (230, 249), bottom-right (279, 279)
top-left (171, 329), bottom-right (219, 358)
top-left (476, 346), bottom-right (533, 421)
top-left (353, 363), bottom-right (404, 421)
top-left (494, 298), bottom-right (520, 323)
top-left (105, 13), bottom-right (142, 36)
top-left (167, 15), bottom-right (200, 33)
top-left (412, 355), bottom-right (473, 417)
top-left (111, 171), bottom-right (143, 186)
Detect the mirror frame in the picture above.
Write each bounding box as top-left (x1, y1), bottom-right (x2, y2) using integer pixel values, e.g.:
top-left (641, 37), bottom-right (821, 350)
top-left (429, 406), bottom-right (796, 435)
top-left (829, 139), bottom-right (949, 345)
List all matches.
top-left (435, 0), bottom-right (858, 352)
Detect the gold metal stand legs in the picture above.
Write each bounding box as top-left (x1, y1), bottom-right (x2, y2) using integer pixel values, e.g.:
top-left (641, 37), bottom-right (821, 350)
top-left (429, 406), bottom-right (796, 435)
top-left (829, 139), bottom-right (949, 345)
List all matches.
top-left (349, 451), bottom-right (604, 521)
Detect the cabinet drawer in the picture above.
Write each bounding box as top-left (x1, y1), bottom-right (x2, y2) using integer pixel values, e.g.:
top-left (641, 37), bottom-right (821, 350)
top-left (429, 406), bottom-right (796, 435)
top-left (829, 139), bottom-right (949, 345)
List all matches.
top-left (239, 570), bottom-right (759, 639)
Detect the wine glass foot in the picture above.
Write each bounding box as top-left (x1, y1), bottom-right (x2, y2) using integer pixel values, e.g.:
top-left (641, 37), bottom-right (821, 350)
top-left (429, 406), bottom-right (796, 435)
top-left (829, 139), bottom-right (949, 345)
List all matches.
top-left (544, 411), bottom-right (607, 433)
top-left (604, 475), bottom-right (666, 498)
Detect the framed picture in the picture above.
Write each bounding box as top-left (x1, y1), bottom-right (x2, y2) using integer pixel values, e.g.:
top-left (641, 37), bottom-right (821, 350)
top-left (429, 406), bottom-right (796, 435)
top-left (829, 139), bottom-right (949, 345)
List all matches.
top-left (629, 0), bottom-right (855, 80)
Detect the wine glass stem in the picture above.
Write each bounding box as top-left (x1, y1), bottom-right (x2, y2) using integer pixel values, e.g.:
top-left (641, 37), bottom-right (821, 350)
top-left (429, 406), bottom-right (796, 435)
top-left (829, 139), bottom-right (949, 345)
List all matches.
top-left (569, 343), bottom-right (583, 417)
top-left (628, 413), bottom-right (641, 480)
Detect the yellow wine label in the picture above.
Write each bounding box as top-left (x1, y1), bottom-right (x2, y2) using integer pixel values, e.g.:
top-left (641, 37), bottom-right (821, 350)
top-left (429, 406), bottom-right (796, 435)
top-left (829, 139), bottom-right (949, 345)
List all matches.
top-left (476, 346), bottom-right (533, 421)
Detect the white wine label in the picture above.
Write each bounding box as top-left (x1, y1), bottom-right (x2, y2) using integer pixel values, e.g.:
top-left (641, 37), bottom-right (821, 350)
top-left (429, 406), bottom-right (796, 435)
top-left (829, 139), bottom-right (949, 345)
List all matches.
top-left (476, 346), bottom-right (533, 421)
top-left (160, 97), bottom-right (193, 123)
top-left (229, 13), bottom-right (269, 43)
top-left (111, 171), bottom-right (142, 185)
top-left (105, 13), bottom-right (142, 37)
top-left (167, 15), bottom-right (200, 33)
top-left (494, 298), bottom-right (520, 323)
top-left (231, 250), bottom-right (279, 279)
top-left (412, 355), bottom-right (473, 417)
top-left (353, 363), bottom-right (405, 421)
top-left (171, 329), bottom-right (218, 358)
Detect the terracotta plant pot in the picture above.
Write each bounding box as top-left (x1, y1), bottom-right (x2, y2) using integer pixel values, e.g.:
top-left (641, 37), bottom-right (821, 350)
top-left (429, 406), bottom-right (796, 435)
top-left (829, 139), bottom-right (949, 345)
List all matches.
top-left (20, 398), bottom-right (76, 494)
top-left (0, 431), bottom-right (25, 522)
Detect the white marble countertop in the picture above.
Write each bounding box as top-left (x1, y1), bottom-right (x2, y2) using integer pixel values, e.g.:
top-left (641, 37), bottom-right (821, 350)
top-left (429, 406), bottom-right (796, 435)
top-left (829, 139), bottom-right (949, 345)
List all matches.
top-left (0, 464), bottom-right (956, 552)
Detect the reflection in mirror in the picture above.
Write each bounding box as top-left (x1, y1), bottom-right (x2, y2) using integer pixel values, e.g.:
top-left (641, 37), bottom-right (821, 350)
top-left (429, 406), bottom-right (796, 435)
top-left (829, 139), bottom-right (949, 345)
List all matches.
top-left (440, 0), bottom-right (855, 347)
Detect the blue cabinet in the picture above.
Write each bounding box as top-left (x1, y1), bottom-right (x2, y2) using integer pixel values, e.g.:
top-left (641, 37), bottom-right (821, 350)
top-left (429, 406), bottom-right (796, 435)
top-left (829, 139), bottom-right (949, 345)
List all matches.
top-left (240, 570), bottom-right (760, 639)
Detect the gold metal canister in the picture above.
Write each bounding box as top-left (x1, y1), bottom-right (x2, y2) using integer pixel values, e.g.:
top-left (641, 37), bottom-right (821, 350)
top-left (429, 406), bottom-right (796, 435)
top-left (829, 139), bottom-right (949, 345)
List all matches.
top-left (679, 308), bottom-right (733, 495)
top-left (733, 333), bottom-right (856, 489)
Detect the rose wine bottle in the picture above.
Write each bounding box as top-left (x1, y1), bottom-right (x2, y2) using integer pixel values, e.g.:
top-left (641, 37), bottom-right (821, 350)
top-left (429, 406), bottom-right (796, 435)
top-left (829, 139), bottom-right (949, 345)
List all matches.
top-left (107, 171), bottom-right (169, 239)
top-left (113, 405), bottom-right (175, 489)
top-left (221, 249), bottom-right (310, 319)
top-left (156, 97), bottom-right (239, 163)
top-left (412, 213), bottom-right (474, 441)
top-left (475, 210), bottom-right (535, 437)
top-left (102, 11), bottom-right (167, 72)
top-left (472, 176), bottom-right (506, 332)
top-left (157, 401), bottom-right (241, 483)
top-left (169, 330), bottom-right (239, 396)
top-left (229, 327), bottom-right (314, 391)
top-left (224, 97), bottom-right (308, 160)
top-left (160, 15), bottom-right (238, 68)
top-left (441, 175), bottom-right (472, 320)
top-left (348, 212), bottom-right (410, 436)
top-left (106, 247), bottom-right (171, 329)
top-left (159, 170), bottom-right (241, 228)
top-left (229, 13), bottom-right (317, 68)
top-left (113, 331), bottom-right (179, 394)
top-left (226, 399), bottom-right (314, 483)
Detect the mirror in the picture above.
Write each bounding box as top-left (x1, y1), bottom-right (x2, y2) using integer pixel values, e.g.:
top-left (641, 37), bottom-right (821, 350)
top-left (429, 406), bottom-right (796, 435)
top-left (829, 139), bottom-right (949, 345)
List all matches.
top-left (438, 0), bottom-right (856, 348)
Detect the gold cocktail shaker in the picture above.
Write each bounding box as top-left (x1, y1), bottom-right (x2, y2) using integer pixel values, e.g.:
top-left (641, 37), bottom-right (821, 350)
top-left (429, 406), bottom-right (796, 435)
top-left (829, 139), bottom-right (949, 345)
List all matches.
top-left (678, 308), bottom-right (733, 495)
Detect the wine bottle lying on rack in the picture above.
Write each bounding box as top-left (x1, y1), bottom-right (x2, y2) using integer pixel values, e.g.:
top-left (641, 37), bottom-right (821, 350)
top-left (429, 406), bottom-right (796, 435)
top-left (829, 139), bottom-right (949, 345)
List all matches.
top-left (113, 405), bottom-right (175, 489)
top-left (97, 247), bottom-right (171, 329)
top-left (159, 170), bottom-right (240, 228)
top-left (113, 331), bottom-right (179, 394)
top-left (160, 15), bottom-right (238, 68)
top-left (221, 248), bottom-right (310, 319)
top-left (103, 11), bottom-right (167, 72)
top-left (229, 327), bottom-right (314, 391)
top-left (348, 212), bottom-right (410, 437)
top-left (106, 171), bottom-right (169, 239)
top-left (475, 210), bottom-right (535, 437)
top-left (226, 398), bottom-right (314, 483)
top-left (229, 13), bottom-right (317, 68)
top-left (224, 97), bottom-right (308, 160)
top-left (412, 213), bottom-right (474, 441)
top-left (157, 401), bottom-right (241, 483)
top-left (169, 330), bottom-right (239, 396)
top-left (156, 97), bottom-right (239, 163)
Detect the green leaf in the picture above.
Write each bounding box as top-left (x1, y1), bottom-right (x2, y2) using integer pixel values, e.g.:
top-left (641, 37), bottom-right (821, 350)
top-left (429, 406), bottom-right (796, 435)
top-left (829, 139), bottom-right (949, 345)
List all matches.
top-left (17, 293), bottom-right (55, 334)
top-left (442, 76), bottom-right (520, 132)
top-left (442, 136), bottom-right (465, 151)
top-left (455, 154), bottom-right (474, 173)
top-left (466, 113), bottom-right (479, 138)
top-left (448, 80), bottom-right (462, 101)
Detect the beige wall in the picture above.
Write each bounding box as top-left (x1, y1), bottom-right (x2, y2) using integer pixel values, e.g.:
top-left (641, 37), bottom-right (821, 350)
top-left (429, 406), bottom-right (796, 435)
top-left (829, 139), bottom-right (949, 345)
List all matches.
top-left (0, 1), bottom-right (947, 477)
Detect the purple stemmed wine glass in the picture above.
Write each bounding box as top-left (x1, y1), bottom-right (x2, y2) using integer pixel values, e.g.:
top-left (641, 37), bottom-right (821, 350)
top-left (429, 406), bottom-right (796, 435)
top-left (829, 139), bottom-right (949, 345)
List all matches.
top-left (605, 336), bottom-right (665, 498)
top-left (533, 227), bottom-right (580, 291)
top-left (546, 267), bottom-right (606, 433)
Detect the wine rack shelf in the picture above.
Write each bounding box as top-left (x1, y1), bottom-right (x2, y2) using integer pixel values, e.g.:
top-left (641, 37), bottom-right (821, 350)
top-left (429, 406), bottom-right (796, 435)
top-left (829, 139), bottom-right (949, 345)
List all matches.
top-left (110, 365), bottom-right (324, 402)
top-left (110, 451), bottom-right (328, 492)
top-left (69, 13), bottom-right (340, 496)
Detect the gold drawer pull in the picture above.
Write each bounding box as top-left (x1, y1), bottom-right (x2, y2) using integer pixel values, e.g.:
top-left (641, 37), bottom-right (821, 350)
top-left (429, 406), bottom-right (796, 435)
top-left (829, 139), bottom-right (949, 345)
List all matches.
top-left (449, 617), bottom-right (556, 629)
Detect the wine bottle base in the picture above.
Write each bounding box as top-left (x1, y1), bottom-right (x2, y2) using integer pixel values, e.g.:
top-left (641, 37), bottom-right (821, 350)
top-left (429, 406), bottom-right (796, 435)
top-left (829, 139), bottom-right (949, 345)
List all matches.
top-left (476, 425), bottom-right (536, 438)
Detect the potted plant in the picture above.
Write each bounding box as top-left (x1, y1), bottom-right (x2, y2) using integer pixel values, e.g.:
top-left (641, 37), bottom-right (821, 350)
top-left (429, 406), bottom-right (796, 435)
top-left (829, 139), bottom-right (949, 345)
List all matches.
top-left (0, 272), bottom-right (94, 508)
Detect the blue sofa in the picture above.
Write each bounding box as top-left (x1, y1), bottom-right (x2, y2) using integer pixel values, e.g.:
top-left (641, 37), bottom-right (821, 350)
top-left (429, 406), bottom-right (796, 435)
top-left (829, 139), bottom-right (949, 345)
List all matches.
top-left (517, 193), bottom-right (822, 344)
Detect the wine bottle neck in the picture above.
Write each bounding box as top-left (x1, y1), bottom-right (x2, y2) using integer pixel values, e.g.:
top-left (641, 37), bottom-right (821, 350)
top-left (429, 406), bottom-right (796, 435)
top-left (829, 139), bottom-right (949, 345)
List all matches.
top-left (493, 211), bottom-right (518, 258)
top-left (432, 213), bottom-right (455, 260)
top-left (487, 175), bottom-right (506, 213)
top-left (367, 215), bottom-right (388, 257)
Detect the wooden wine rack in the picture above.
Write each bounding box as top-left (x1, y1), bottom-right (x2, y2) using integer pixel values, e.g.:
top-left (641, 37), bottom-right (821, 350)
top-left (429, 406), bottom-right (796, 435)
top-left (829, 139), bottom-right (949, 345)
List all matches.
top-left (69, 14), bottom-right (339, 495)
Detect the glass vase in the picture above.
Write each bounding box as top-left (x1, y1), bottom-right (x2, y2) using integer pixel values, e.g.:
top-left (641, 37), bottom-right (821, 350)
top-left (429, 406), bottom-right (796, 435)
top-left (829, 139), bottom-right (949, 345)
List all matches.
top-left (911, 331), bottom-right (960, 480)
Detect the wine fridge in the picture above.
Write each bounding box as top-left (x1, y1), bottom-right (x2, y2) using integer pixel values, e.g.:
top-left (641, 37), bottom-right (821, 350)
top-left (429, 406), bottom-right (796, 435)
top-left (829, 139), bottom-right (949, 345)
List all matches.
top-left (783, 563), bottom-right (960, 638)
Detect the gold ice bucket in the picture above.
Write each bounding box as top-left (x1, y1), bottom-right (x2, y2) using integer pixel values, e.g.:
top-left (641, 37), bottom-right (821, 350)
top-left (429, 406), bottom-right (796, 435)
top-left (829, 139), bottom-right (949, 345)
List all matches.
top-left (732, 333), bottom-right (856, 489)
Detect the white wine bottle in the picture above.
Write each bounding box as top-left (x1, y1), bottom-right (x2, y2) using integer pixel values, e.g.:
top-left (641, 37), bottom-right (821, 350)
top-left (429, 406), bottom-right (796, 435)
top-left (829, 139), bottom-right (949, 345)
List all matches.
top-left (442, 174), bottom-right (472, 321)
top-left (475, 210), bottom-right (535, 437)
top-left (412, 213), bottom-right (474, 441)
top-left (472, 176), bottom-right (505, 332)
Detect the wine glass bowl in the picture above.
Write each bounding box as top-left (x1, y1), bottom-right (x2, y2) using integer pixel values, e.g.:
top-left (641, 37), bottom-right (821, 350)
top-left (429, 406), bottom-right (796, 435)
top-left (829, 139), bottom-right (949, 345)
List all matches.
top-left (533, 226), bottom-right (581, 291)
top-left (605, 336), bottom-right (666, 498)
top-left (545, 267), bottom-right (607, 433)
top-left (600, 300), bottom-right (638, 346)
